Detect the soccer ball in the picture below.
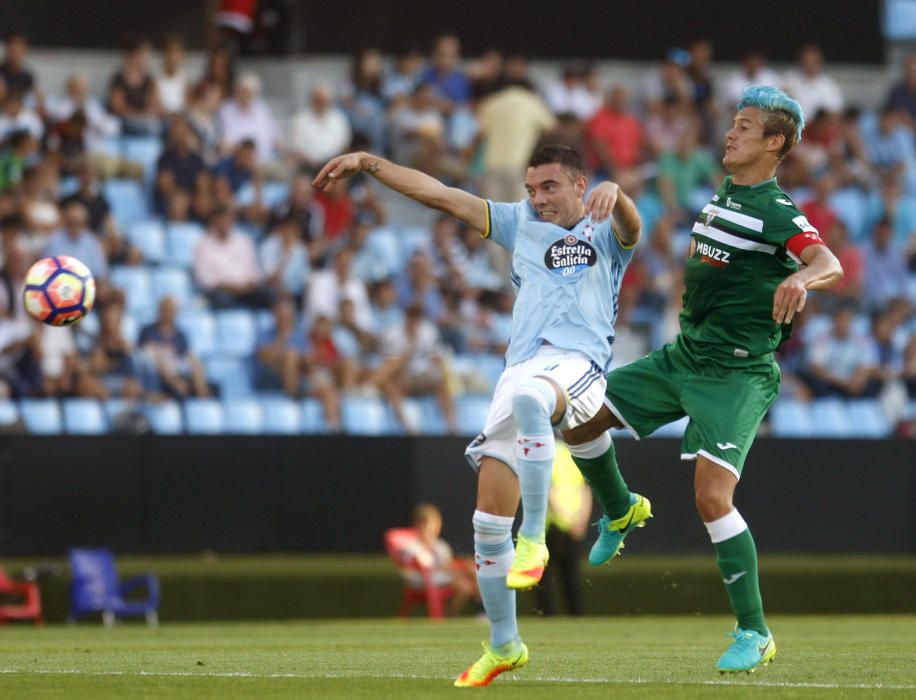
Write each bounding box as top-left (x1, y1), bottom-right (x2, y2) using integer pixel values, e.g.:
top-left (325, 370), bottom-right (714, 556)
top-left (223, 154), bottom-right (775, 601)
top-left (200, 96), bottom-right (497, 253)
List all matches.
top-left (23, 256), bottom-right (96, 326)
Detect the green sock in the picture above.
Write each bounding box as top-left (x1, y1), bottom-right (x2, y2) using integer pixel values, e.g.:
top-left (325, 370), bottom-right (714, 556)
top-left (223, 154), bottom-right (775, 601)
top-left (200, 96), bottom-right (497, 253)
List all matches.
top-left (714, 528), bottom-right (768, 635)
top-left (570, 439), bottom-right (631, 519)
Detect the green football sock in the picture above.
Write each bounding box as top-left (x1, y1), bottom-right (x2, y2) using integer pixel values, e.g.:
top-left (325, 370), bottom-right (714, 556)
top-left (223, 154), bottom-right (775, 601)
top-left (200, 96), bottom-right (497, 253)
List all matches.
top-left (714, 528), bottom-right (768, 636)
top-left (569, 437), bottom-right (631, 519)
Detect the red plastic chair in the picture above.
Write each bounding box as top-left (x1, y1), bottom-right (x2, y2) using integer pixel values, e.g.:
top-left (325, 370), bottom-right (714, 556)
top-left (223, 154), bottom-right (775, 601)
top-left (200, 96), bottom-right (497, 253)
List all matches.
top-left (0, 567), bottom-right (43, 625)
top-left (383, 527), bottom-right (452, 619)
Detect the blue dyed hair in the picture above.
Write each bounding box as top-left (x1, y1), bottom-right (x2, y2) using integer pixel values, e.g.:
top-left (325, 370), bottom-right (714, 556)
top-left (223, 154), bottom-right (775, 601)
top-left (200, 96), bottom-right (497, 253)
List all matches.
top-left (736, 85), bottom-right (806, 157)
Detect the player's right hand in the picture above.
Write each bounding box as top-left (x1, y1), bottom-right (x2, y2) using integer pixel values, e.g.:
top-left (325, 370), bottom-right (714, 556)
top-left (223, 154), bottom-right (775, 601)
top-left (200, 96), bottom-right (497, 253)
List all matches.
top-left (313, 152), bottom-right (364, 192)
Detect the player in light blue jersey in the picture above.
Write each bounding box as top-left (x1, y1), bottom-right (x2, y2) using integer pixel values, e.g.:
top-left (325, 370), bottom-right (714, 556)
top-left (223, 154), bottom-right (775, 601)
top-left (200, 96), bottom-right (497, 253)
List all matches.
top-left (314, 144), bottom-right (641, 687)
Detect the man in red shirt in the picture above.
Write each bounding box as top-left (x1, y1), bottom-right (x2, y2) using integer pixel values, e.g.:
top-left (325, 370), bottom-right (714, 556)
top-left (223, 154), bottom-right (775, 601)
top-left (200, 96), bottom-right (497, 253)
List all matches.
top-left (585, 85), bottom-right (645, 178)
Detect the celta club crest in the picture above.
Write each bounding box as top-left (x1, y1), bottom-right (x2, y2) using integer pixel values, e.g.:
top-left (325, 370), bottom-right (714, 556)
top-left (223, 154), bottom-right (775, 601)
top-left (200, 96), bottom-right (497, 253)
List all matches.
top-left (583, 224), bottom-right (593, 241)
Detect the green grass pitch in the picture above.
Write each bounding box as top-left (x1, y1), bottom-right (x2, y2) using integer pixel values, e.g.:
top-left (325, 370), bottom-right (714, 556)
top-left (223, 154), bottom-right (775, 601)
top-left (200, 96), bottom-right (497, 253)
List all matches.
top-left (0, 616), bottom-right (913, 698)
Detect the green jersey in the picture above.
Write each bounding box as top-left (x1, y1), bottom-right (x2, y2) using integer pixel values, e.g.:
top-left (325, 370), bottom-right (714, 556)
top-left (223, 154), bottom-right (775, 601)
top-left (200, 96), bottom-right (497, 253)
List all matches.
top-left (680, 175), bottom-right (823, 360)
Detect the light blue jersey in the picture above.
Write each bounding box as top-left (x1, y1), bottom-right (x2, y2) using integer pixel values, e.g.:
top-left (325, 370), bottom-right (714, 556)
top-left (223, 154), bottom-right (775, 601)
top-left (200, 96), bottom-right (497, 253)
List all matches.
top-left (485, 199), bottom-right (635, 370)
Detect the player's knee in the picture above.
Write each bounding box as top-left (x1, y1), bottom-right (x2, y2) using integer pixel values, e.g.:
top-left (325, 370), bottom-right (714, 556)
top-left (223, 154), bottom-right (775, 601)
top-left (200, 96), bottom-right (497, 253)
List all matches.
top-left (694, 485), bottom-right (733, 522)
top-left (511, 378), bottom-right (556, 433)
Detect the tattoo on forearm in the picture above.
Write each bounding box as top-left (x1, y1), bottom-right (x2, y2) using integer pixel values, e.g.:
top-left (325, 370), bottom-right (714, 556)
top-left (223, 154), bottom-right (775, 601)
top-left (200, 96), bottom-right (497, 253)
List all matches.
top-left (365, 161), bottom-right (380, 174)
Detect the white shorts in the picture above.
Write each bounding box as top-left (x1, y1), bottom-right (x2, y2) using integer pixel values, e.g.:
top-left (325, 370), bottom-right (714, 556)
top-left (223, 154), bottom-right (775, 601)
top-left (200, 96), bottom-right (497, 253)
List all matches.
top-left (464, 345), bottom-right (606, 475)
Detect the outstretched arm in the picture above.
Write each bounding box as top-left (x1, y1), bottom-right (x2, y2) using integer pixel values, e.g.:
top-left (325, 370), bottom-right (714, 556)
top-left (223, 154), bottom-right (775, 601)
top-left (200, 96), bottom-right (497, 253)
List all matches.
top-left (313, 152), bottom-right (488, 233)
top-left (585, 181), bottom-right (642, 247)
top-left (772, 244), bottom-right (844, 324)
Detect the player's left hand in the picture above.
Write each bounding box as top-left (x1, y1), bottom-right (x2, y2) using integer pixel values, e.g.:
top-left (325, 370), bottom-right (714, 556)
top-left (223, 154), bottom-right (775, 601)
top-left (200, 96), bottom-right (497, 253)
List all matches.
top-left (585, 181), bottom-right (619, 221)
top-left (772, 274), bottom-right (808, 324)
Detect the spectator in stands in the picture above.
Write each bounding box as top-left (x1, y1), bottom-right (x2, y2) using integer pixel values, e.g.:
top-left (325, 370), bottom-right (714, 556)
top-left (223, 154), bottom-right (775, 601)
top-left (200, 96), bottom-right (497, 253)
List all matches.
top-left (186, 81), bottom-right (223, 161)
top-left (306, 245), bottom-right (371, 329)
top-left (720, 50), bottom-right (782, 107)
top-left (871, 310), bottom-right (906, 391)
top-left (0, 241), bottom-right (42, 398)
top-left (212, 137), bottom-right (258, 199)
top-left (290, 82), bottom-right (352, 171)
top-left (259, 213), bottom-right (309, 299)
top-left (41, 325), bottom-right (106, 399)
top-left (475, 74), bottom-right (556, 202)
top-left (156, 35), bottom-right (189, 115)
top-left (18, 164), bottom-right (61, 237)
top-left (782, 44), bottom-right (843, 119)
top-left (266, 171), bottom-right (325, 258)
top-left (88, 296), bottom-right (142, 399)
top-left (800, 174), bottom-right (840, 242)
top-left (0, 129), bottom-right (34, 194)
top-left (346, 212), bottom-right (392, 283)
top-left (884, 53), bottom-right (916, 126)
top-left (642, 48), bottom-right (692, 115)
top-left (340, 48), bottom-right (386, 153)
top-left (427, 214), bottom-right (470, 290)
top-left (193, 205), bottom-right (269, 309)
top-left (397, 251), bottom-right (443, 323)
top-left (0, 89), bottom-right (43, 142)
top-left (0, 33), bottom-right (34, 98)
top-left (60, 162), bottom-right (137, 265)
top-left (372, 302), bottom-right (457, 435)
top-left (586, 85), bottom-right (645, 180)
top-left (801, 304), bottom-right (881, 399)
top-left (459, 223), bottom-right (502, 292)
top-left (198, 44), bottom-right (235, 102)
top-left (686, 39), bottom-right (717, 141)
top-left (155, 115), bottom-right (209, 220)
top-left (217, 71), bottom-right (278, 165)
top-left (545, 63), bottom-right (602, 122)
top-left (863, 216), bottom-right (909, 310)
top-left (107, 38), bottom-right (162, 137)
top-left (389, 83), bottom-right (446, 173)
top-left (825, 221), bottom-right (863, 300)
top-left (367, 277), bottom-right (404, 337)
top-left (657, 122), bottom-right (719, 223)
top-left (43, 201), bottom-right (111, 294)
top-left (645, 94), bottom-right (693, 158)
top-left (419, 35), bottom-right (470, 107)
top-left (382, 47), bottom-right (424, 105)
top-left (138, 296), bottom-right (210, 399)
top-left (904, 336), bottom-right (916, 400)
top-left (633, 216), bottom-right (678, 346)
top-left (313, 176), bottom-right (356, 240)
top-left (307, 313), bottom-right (353, 422)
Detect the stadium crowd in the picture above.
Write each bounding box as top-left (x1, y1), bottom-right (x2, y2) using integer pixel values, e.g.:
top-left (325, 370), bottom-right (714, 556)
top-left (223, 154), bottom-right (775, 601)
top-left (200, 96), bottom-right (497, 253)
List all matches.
top-left (0, 32), bottom-right (913, 435)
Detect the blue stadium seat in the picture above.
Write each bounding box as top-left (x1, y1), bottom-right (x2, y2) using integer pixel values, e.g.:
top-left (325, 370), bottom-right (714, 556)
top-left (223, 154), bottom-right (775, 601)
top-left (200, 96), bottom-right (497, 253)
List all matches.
top-left (165, 222), bottom-right (204, 268)
top-left (400, 226), bottom-right (431, 258)
top-left (184, 398), bottom-right (225, 434)
top-left (366, 226), bottom-right (404, 276)
top-left (103, 179), bottom-right (149, 226)
top-left (177, 310), bottom-right (217, 357)
top-left (255, 309), bottom-right (274, 334)
top-left (0, 400), bottom-right (20, 428)
top-left (456, 395), bottom-right (490, 436)
top-left (301, 398), bottom-right (327, 433)
top-left (464, 354), bottom-right (505, 394)
top-left (121, 136), bottom-right (163, 186)
top-left (810, 399), bottom-right (853, 437)
top-left (205, 357), bottom-right (253, 398)
top-left (845, 400), bottom-right (891, 438)
top-left (404, 397), bottom-right (447, 435)
top-left (62, 399), bottom-right (108, 434)
top-left (258, 396), bottom-right (301, 434)
top-left (19, 399), bottom-right (63, 434)
top-left (110, 266), bottom-right (154, 317)
top-left (236, 181), bottom-right (289, 207)
top-left (829, 187), bottom-right (868, 240)
top-left (126, 220), bottom-right (166, 264)
top-left (151, 267), bottom-right (192, 303)
top-left (650, 416), bottom-right (689, 438)
top-left (215, 310), bottom-right (258, 358)
top-left (341, 396), bottom-right (394, 435)
top-left (769, 398), bottom-right (815, 437)
top-left (222, 399), bottom-right (264, 433)
top-left (144, 401), bottom-right (183, 434)
top-left (120, 314), bottom-right (142, 346)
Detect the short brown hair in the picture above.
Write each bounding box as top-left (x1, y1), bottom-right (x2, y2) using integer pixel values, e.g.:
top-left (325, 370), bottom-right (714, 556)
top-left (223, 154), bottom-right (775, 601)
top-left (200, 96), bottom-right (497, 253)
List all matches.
top-left (528, 144), bottom-right (587, 179)
top-left (761, 110), bottom-right (799, 160)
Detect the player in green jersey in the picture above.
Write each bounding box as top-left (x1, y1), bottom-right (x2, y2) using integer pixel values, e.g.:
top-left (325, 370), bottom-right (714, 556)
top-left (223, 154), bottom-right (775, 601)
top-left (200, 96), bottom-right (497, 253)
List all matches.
top-left (565, 86), bottom-right (844, 673)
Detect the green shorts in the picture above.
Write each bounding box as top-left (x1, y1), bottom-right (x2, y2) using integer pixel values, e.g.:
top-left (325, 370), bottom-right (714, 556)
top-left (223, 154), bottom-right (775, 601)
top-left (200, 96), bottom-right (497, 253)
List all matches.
top-left (604, 335), bottom-right (780, 479)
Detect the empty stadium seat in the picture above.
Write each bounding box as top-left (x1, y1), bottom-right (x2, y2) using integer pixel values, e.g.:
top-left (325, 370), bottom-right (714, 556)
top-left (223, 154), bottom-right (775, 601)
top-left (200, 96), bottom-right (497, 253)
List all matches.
top-left (260, 396), bottom-right (301, 434)
top-left (0, 400), bottom-right (20, 428)
top-left (110, 266), bottom-right (154, 317)
top-left (215, 310), bottom-right (258, 358)
top-left (205, 357), bottom-right (253, 398)
top-left (235, 181), bottom-right (289, 207)
top-left (184, 399), bottom-right (224, 434)
top-left (150, 267), bottom-right (192, 303)
top-left (121, 136), bottom-right (163, 185)
top-left (222, 399), bottom-right (264, 434)
top-left (19, 399), bottom-right (63, 434)
top-left (177, 310), bottom-right (217, 357)
top-left (62, 399), bottom-right (108, 434)
top-left (144, 401), bottom-right (183, 434)
top-left (126, 220), bottom-right (166, 264)
top-left (456, 395), bottom-right (490, 436)
top-left (341, 396), bottom-right (394, 435)
top-left (164, 222), bottom-right (204, 268)
top-left (301, 398), bottom-right (327, 433)
top-left (650, 416), bottom-right (689, 438)
top-left (769, 398), bottom-right (815, 437)
top-left (810, 399), bottom-right (853, 437)
top-left (845, 400), bottom-right (891, 438)
top-left (103, 179), bottom-right (149, 226)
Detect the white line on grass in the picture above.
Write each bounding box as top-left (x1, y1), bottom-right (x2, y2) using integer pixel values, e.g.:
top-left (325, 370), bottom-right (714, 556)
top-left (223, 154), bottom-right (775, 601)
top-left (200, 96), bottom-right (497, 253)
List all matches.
top-left (1, 668), bottom-right (914, 690)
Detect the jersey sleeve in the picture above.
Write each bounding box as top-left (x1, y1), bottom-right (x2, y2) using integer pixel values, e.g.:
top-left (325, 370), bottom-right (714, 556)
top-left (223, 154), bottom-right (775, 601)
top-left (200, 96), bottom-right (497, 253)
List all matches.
top-left (764, 203), bottom-right (827, 263)
top-left (483, 200), bottom-right (522, 251)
